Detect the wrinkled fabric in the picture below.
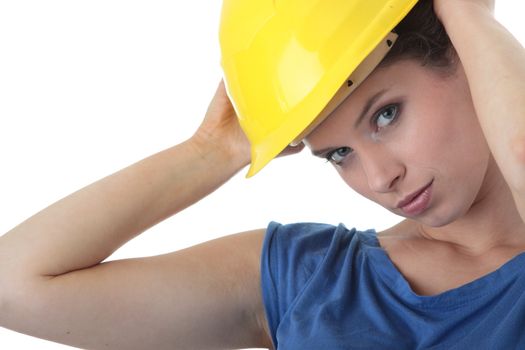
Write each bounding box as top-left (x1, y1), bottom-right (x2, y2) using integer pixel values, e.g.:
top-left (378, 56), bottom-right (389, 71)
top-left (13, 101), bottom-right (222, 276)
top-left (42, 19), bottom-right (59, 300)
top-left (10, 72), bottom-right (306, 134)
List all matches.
top-left (261, 221), bottom-right (525, 349)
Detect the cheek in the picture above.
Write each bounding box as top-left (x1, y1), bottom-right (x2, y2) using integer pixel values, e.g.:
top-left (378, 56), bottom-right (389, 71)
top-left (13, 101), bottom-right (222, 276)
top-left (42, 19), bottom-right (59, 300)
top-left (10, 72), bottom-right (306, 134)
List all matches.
top-left (335, 160), bottom-right (376, 198)
top-left (399, 96), bottom-right (488, 170)
top-left (407, 102), bottom-right (490, 209)
top-left (433, 106), bottom-right (489, 172)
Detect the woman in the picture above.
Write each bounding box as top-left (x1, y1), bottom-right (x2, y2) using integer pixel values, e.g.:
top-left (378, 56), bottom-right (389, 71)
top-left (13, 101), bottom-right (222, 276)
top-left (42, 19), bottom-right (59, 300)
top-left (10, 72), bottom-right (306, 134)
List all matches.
top-left (1, 0), bottom-right (524, 349)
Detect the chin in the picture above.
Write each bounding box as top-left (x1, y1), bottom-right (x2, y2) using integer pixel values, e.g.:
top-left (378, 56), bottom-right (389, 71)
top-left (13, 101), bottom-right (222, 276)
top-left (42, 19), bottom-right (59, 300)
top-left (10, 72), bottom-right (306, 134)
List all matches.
top-left (416, 203), bottom-right (471, 228)
top-left (418, 216), bottom-right (454, 228)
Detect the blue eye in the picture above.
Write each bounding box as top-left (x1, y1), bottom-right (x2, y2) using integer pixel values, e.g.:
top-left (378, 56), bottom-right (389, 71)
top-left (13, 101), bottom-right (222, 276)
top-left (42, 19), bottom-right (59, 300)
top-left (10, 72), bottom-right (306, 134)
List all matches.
top-left (374, 104), bottom-right (399, 128)
top-left (323, 103), bottom-right (400, 166)
top-left (326, 147), bottom-right (352, 165)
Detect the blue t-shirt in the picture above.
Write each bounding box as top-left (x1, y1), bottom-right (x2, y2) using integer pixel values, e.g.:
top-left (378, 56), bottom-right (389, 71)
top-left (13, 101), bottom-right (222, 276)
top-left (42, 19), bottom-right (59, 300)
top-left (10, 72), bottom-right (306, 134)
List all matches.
top-left (261, 221), bottom-right (525, 349)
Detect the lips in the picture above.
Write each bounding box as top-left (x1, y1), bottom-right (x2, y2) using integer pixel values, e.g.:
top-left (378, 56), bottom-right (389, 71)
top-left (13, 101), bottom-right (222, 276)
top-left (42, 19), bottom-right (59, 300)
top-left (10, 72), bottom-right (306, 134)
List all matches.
top-left (396, 180), bottom-right (434, 209)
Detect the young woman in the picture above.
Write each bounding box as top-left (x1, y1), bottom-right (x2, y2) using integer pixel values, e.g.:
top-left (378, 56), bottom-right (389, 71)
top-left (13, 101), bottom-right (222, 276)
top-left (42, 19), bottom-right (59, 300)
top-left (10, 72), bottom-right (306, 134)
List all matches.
top-left (1, 0), bottom-right (524, 348)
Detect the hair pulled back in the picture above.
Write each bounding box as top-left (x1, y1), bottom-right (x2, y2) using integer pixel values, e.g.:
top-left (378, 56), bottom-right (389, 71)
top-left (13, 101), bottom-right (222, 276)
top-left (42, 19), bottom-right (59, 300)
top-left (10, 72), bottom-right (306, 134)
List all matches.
top-left (381, 0), bottom-right (457, 72)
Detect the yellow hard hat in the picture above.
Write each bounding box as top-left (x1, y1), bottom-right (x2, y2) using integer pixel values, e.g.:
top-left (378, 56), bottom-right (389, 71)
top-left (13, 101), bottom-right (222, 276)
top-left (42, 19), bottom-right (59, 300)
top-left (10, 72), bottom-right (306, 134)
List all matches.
top-left (219, 0), bottom-right (419, 177)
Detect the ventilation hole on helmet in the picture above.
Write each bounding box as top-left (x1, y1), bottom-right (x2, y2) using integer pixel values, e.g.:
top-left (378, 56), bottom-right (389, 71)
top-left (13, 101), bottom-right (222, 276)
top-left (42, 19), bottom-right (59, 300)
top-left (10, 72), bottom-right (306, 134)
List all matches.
top-left (347, 80), bottom-right (354, 87)
top-left (387, 40), bottom-right (393, 47)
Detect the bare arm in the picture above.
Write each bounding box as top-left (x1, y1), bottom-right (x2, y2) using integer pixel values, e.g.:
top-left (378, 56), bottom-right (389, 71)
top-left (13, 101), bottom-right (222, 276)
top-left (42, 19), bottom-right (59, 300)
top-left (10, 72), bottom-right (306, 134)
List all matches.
top-left (0, 137), bottom-right (245, 280)
top-left (434, 1), bottom-right (525, 216)
top-left (1, 229), bottom-right (272, 350)
top-left (0, 82), bottom-right (278, 349)
top-left (0, 80), bottom-right (250, 280)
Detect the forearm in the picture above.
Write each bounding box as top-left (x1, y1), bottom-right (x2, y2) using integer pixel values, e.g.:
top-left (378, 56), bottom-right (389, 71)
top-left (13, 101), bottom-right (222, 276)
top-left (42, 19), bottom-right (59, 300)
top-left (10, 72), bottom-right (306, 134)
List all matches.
top-left (0, 137), bottom-right (246, 279)
top-left (439, 4), bottom-right (525, 191)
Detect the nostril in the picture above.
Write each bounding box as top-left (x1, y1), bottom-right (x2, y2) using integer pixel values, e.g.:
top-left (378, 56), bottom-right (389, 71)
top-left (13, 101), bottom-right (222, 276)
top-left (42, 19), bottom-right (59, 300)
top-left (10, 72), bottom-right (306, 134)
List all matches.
top-left (390, 175), bottom-right (401, 188)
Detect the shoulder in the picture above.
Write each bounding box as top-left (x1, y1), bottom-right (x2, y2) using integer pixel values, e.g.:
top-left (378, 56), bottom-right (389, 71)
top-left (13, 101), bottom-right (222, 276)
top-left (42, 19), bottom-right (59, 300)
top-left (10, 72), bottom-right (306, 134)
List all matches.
top-left (260, 221), bottom-right (378, 346)
top-left (261, 220), bottom-right (376, 299)
top-left (263, 221), bottom-right (367, 268)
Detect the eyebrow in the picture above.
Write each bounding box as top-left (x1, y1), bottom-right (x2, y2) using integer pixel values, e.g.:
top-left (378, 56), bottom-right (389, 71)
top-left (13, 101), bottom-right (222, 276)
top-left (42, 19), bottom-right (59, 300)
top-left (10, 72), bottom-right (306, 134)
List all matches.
top-left (353, 88), bottom-right (388, 129)
top-left (311, 88), bottom-right (389, 158)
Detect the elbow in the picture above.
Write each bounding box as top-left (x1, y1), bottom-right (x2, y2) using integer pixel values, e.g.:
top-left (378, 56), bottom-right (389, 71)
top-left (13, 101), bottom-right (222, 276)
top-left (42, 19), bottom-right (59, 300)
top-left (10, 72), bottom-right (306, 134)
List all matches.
top-left (0, 278), bottom-right (41, 329)
top-left (0, 266), bottom-right (39, 326)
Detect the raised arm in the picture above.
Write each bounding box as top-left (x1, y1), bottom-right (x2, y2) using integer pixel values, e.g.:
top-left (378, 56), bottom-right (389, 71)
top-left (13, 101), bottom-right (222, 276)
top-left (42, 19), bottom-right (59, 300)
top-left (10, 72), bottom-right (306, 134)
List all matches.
top-left (0, 82), bottom-right (278, 349)
top-left (434, 0), bottom-right (525, 217)
top-left (0, 80), bottom-right (250, 281)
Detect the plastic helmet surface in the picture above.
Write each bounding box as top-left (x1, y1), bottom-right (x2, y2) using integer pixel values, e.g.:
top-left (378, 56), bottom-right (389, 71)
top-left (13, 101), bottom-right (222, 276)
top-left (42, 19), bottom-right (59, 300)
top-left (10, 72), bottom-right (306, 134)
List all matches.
top-left (219, 0), bottom-right (419, 177)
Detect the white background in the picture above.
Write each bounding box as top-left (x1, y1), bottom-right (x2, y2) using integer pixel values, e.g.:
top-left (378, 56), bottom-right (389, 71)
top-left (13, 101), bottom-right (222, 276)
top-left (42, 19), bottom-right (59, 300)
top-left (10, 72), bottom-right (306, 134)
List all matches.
top-left (0, 1), bottom-right (524, 349)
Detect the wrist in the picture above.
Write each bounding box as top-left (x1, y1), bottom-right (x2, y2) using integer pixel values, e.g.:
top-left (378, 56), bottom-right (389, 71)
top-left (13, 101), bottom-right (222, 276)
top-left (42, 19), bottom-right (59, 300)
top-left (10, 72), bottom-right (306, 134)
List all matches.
top-left (188, 132), bottom-right (250, 174)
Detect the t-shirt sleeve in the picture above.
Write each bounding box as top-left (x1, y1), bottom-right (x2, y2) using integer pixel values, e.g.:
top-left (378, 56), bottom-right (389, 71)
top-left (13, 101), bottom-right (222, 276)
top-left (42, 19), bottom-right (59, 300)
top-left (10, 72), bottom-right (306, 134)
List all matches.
top-left (260, 221), bottom-right (340, 346)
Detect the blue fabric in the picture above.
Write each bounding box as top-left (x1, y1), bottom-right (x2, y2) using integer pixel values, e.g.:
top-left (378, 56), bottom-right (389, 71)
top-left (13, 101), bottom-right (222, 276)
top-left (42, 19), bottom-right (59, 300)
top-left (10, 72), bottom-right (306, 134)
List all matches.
top-left (260, 221), bottom-right (525, 349)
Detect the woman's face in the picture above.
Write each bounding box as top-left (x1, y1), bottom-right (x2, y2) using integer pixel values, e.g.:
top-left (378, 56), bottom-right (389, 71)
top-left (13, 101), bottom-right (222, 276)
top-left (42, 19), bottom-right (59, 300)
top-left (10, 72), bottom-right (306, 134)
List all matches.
top-left (304, 59), bottom-right (491, 227)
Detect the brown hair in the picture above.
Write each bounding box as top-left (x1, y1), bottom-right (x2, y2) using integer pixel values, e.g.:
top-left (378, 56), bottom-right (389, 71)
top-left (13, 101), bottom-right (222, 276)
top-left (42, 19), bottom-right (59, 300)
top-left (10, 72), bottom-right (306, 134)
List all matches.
top-left (380, 0), bottom-right (458, 72)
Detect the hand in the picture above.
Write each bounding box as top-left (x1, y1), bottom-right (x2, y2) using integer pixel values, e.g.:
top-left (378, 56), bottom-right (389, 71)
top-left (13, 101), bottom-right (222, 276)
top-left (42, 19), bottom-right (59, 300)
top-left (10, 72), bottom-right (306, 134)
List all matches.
top-left (433, 0), bottom-right (495, 22)
top-left (193, 80), bottom-right (304, 168)
top-left (193, 80), bottom-right (251, 165)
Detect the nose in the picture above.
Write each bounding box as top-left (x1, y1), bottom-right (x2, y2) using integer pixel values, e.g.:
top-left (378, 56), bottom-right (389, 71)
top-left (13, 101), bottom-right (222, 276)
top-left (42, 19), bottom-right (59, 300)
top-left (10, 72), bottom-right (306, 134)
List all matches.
top-left (359, 145), bottom-right (404, 193)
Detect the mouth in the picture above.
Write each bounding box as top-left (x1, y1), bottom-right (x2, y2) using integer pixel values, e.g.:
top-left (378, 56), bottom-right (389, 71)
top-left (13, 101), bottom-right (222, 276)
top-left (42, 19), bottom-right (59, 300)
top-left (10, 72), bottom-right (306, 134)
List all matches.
top-left (396, 180), bottom-right (434, 216)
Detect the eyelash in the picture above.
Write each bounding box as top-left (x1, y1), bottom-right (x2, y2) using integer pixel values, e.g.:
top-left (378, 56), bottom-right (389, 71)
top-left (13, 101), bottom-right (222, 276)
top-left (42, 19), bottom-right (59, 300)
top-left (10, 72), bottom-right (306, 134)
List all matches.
top-left (324, 103), bottom-right (401, 165)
